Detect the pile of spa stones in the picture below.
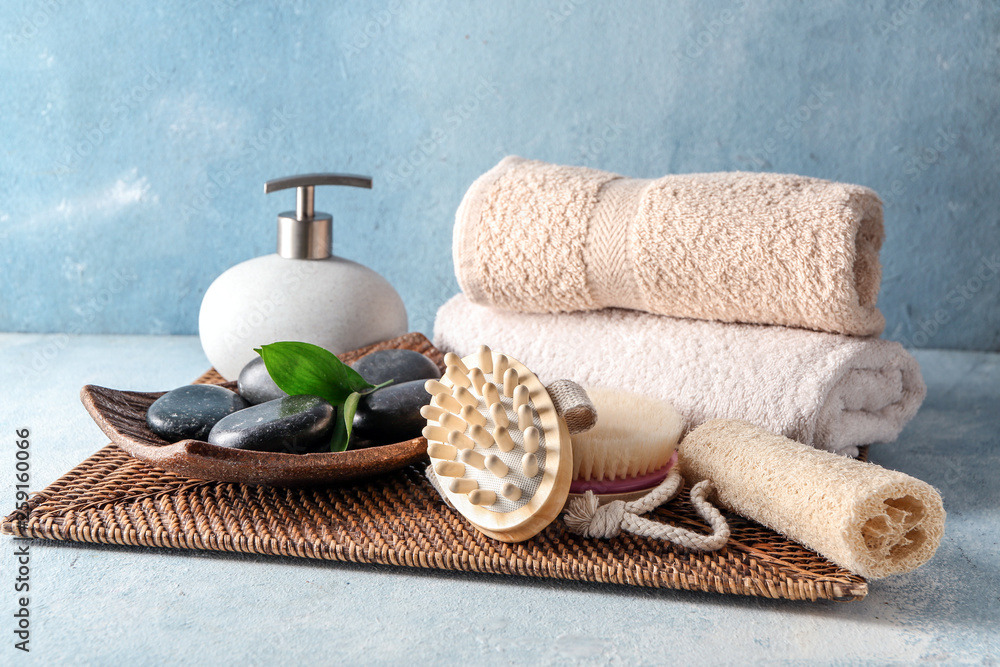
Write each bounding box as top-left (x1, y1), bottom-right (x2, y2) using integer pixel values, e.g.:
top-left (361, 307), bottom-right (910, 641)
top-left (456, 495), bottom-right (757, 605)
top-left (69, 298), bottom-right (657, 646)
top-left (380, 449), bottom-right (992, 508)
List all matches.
top-left (145, 350), bottom-right (440, 454)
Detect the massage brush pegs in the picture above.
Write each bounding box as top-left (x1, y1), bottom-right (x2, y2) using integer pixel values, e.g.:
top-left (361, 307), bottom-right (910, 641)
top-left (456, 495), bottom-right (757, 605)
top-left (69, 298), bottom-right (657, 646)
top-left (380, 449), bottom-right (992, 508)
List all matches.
top-left (422, 345), bottom-right (574, 543)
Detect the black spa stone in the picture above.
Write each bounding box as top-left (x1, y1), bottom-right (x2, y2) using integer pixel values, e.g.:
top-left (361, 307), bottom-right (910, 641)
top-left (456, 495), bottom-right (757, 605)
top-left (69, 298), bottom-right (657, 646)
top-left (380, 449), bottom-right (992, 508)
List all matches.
top-left (350, 349), bottom-right (441, 386)
top-left (352, 379), bottom-right (432, 446)
top-left (207, 395), bottom-right (335, 454)
top-left (146, 384), bottom-right (250, 442)
top-left (237, 356), bottom-right (288, 405)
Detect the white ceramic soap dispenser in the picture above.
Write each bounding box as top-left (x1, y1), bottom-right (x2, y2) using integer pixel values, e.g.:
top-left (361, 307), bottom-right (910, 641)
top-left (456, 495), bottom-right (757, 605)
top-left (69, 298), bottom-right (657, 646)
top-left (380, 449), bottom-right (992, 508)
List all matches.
top-left (199, 173), bottom-right (408, 380)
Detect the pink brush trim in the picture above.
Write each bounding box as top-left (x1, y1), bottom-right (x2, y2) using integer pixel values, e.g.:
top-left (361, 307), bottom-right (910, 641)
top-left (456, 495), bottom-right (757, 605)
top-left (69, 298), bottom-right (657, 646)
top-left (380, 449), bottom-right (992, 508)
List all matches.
top-left (569, 450), bottom-right (678, 495)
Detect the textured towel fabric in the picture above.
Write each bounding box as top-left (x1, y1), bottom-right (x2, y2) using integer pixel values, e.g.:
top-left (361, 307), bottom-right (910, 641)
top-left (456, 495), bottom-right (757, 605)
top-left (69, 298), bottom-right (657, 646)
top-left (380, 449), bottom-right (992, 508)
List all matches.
top-left (434, 295), bottom-right (926, 456)
top-left (679, 420), bottom-right (945, 579)
top-left (454, 156), bottom-right (885, 336)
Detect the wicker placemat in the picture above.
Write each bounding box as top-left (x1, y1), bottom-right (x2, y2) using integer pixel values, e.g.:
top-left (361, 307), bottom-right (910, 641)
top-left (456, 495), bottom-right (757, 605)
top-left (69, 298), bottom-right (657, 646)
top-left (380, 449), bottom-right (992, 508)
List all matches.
top-left (2, 370), bottom-right (868, 602)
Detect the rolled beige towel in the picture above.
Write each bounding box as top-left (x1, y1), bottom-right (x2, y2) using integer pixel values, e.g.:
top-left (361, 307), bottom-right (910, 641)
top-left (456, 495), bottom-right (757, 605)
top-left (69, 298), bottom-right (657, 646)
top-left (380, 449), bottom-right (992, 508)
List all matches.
top-left (434, 294), bottom-right (926, 456)
top-left (679, 420), bottom-right (945, 579)
top-left (454, 156), bottom-right (885, 336)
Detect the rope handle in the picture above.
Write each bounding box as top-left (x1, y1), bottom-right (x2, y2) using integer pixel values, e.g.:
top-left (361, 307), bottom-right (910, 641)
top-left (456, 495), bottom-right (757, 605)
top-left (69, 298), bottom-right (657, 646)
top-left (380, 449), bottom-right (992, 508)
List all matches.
top-left (563, 469), bottom-right (730, 552)
top-left (427, 464), bottom-right (729, 551)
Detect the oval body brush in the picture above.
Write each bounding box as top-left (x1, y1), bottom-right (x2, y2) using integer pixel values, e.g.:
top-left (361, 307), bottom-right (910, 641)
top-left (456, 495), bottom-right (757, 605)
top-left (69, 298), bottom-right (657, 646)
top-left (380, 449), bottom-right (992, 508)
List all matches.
top-left (423, 345), bottom-right (573, 543)
top-left (561, 388), bottom-right (729, 551)
top-left (569, 387), bottom-right (683, 503)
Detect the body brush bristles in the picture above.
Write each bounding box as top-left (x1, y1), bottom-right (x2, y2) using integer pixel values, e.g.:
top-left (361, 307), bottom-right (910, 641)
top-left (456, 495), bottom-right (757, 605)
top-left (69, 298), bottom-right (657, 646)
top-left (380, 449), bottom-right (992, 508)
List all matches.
top-left (570, 388), bottom-right (683, 501)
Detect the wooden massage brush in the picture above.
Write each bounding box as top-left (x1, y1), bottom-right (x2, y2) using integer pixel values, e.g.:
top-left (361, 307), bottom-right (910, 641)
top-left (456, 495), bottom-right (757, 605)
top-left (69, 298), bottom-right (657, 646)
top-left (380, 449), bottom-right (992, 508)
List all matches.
top-left (422, 345), bottom-right (572, 542)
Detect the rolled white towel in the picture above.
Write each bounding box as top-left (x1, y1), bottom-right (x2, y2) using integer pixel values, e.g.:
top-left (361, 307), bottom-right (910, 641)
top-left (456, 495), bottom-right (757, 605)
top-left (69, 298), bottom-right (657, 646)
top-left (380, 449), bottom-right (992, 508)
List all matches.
top-left (433, 294), bottom-right (926, 456)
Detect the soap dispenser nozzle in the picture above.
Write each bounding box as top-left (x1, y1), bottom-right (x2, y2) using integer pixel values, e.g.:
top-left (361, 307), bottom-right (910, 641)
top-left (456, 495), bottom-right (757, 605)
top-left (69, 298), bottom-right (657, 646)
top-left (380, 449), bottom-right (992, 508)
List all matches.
top-left (264, 173), bottom-right (373, 260)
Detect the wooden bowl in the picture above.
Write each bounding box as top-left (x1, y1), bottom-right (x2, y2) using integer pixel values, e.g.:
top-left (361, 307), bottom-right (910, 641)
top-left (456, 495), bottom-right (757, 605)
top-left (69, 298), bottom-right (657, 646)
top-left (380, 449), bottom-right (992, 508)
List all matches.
top-left (80, 333), bottom-right (442, 486)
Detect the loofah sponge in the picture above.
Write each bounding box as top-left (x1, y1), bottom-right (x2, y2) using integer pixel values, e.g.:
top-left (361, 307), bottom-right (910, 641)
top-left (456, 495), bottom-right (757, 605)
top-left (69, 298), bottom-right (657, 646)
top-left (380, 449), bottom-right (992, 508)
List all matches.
top-left (679, 419), bottom-right (945, 579)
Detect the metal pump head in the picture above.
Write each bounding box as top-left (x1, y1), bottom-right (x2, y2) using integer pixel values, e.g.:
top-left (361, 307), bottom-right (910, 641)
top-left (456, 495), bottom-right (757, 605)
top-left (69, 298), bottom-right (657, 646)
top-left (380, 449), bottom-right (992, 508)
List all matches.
top-left (264, 173), bottom-right (373, 259)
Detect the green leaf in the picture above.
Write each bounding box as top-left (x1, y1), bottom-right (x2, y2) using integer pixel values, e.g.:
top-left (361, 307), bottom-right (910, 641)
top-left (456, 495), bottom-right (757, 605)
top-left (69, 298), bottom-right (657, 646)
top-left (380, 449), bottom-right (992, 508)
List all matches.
top-left (365, 379), bottom-right (394, 394)
top-left (256, 342), bottom-right (374, 406)
top-left (330, 391), bottom-right (362, 452)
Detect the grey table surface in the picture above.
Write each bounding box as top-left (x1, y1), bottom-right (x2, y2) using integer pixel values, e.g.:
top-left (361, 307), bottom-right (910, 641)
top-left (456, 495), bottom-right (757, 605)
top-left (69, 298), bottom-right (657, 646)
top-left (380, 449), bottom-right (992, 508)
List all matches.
top-left (0, 333), bottom-right (997, 666)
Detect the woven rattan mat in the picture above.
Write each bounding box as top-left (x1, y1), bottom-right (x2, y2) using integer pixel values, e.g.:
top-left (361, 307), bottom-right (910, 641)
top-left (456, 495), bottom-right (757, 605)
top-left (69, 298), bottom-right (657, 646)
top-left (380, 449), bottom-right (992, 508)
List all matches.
top-left (2, 370), bottom-right (868, 602)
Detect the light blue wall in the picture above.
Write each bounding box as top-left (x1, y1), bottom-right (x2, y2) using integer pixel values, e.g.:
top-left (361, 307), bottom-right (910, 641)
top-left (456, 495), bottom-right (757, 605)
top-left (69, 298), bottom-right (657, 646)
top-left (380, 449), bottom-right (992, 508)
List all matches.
top-left (2, 1), bottom-right (998, 350)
